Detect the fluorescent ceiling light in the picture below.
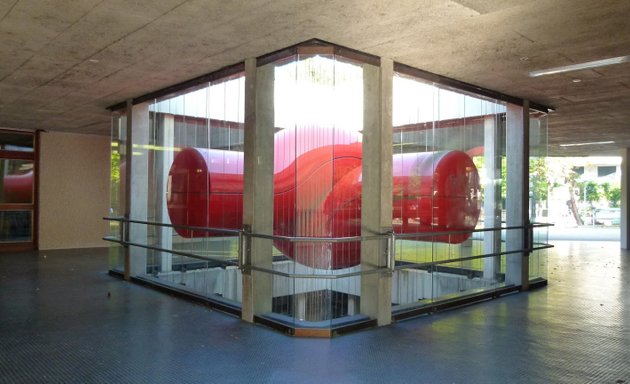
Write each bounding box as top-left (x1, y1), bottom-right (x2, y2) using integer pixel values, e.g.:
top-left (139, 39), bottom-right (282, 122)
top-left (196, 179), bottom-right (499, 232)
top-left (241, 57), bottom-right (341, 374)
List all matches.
top-left (529, 55), bottom-right (630, 77)
top-left (559, 141), bottom-right (615, 147)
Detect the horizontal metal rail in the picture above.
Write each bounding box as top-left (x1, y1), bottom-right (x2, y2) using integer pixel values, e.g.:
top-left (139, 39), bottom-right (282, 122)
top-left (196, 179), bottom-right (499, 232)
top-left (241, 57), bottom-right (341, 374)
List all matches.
top-left (103, 235), bottom-right (239, 266)
top-left (105, 216), bottom-right (552, 243)
top-left (240, 244), bottom-right (554, 279)
top-left (392, 222), bottom-right (552, 241)
top-left (104, 216), bottom-right (241, 236)
top-left (244, 222), bottom-right (553, 243)
top-left (103, 216), bottom-right (553, 280)
top-left (391, 243), bottom-right (554, 272)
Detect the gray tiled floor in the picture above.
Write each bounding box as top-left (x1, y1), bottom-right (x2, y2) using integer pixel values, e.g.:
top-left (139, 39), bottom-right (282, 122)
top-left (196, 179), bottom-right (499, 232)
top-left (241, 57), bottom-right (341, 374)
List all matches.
top-left (0, 242), bottom-right (628, 383)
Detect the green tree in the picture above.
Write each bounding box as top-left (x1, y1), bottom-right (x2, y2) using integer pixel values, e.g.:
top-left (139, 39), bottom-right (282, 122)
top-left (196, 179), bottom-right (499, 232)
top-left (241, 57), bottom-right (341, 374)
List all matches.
top-left (111, 151), bottom-right (120, 183)
top-left (110, 150), bottom-right (121, 211)
top-left (601, 182), bottom-right (611, 197)
top-left (576, 181), bottom-right (601, 225)
top-left (565, 167), bottom-right (583, 225)
top-left (602, 182), bottom-right (621, 208)
top-left (582, 181), bottom-right (601, 206)
top-left (529, 158), bottom-right (549, 202)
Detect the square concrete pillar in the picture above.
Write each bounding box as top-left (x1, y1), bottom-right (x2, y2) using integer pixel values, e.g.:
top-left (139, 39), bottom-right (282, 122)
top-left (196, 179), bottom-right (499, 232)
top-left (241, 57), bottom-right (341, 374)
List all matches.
top-left (360, 58), bottom-right (393, 326)
top-left (505, 102), bottom-right (529, 288)
top-left (123, 101), bottom-right (150, 279)
top-left (483, 115), bottom-right (502, 279)
top-left (241, 58), bottom-right (275, 322)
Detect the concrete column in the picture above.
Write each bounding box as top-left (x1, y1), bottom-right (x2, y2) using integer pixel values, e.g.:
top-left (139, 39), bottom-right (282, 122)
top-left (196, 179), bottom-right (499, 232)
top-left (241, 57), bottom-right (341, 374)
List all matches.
top-left (127, 102), bottom-right (150, 277)
top-left (505, 102), bottom-right (529, 288)
top-left (157, 114), bottom-right (174, 272)
top-left (621, 148), bottom-right (630, 249)
top-left (483, 115), bottom-right (502, 279)
top-left (241, 58), bottom-right (275, 322)
top-left (360, 58), bottom-right (393, 326)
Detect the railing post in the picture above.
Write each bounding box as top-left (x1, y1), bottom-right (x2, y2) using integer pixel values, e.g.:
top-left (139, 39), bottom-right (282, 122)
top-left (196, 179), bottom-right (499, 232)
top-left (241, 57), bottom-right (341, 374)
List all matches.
top-left (239, 225), bottom-right (251, 271)
top-left (387, 232), bottom-right (396, 272)
top-left (122, 216), bottom-right (130, 281)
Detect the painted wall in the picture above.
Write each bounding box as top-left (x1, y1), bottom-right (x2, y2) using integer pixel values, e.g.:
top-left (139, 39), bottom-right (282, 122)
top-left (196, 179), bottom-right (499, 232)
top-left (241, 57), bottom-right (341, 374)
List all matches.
top-left (39, 132), bottom-right (110, 249)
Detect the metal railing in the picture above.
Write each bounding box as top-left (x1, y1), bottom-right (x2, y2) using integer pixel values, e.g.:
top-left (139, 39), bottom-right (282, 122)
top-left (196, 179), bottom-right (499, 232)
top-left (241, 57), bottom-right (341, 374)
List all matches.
top-left (104, 216), bottom-right (553, 280)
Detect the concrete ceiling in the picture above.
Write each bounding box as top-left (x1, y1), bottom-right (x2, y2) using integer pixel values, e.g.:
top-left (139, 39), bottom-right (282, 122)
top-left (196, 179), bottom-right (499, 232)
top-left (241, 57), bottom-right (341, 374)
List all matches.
top-left (1, 0), bottom-right (629, 156)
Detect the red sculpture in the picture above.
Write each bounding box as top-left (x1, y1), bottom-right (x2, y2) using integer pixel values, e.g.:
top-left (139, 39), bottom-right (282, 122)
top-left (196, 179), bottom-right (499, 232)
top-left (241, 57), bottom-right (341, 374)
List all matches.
top-left (3, 171), bottom-right (33, 203)
top-left (167, 126), bottom-right (480, 269)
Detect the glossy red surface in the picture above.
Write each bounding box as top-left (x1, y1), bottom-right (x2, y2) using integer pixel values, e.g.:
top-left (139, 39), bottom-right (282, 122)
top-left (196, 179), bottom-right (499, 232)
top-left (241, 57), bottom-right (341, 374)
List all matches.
top-left (167, 126), bottom-right (480, 269)
top-left (3, 171), bottom-right (33, 203)
top-left (167, 148), bottom-right (244, 237)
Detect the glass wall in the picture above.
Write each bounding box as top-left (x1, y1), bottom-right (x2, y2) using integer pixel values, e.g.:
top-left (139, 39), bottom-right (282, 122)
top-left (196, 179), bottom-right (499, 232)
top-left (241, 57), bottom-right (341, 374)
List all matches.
top-left (109, 74), bottom-right (246, 306)
top-left (108, 40), bottom-right (550, 334)
top-left (529, 112), bottom-right (549, 282)
top-left (108, 113), bottom-right (126, 272)
top-left (0, 130), bottom-right (36, 250)
top-left (264, 52), bottom-right (367, 328)
top-left (391, 72), bottom-right (510, 312)
top-left (0, 158), bottom-right (34, 241)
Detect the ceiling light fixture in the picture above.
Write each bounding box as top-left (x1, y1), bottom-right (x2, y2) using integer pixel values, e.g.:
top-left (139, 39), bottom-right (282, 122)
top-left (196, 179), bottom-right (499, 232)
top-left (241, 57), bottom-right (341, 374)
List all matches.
top-left (529, 55), bottom-right (630, 77)
top-left (559, 141), bottom-right (615, 147)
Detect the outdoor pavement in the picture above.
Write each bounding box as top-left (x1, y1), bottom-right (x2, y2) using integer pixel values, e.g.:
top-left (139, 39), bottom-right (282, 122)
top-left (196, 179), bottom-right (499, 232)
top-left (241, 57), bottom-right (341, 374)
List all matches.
top-left (547, 225), bottom-right (620, 241)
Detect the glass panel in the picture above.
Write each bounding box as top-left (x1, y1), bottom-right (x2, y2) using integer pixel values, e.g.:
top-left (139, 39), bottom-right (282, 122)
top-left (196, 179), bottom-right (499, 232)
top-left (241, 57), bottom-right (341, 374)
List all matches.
top-left (265, 52), bottom-right (366, 327)
top-left (109, 113), bottom-right (127, 272)
top-left (0, 159), bottom-right (34, 204)
top-left (114, 73), bottom-right (247, 305)
top-left (0, 131), bottom-right (34, 152)
top-left (0, 210), bottom-right (32, 242)
top-left (392, 72), bottom-right (508, 313)
top-left (109, 113), bottom-right (126, 224)
top-left (529, 111), bottom-right (549, 281)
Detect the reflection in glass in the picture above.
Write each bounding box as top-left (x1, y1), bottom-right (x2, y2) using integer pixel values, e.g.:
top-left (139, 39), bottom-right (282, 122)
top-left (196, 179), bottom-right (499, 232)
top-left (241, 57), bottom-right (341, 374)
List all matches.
top-left (0, 210), bottom-right (32, 242)
top-left (124, 74), bottom-right (247, 304)
top-left (0, 131), bottom-right (34, 152)
top-left (108, 114), bottom-right (127, 273)
top-left (0, 159), bottom-right (34, 204)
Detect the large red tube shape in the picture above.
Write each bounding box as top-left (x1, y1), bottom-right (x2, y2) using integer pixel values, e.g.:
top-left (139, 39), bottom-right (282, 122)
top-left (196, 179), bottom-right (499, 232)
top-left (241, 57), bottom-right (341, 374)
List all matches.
top-left (167, 148), bottom-right (244, 237)
top-left (3, 171), bottom-right (33, 203)
top-left (167, 127), bottom-right (480, 269)
top-left (166, 126), bottom-right (361, 240)
top-left (298, 150), bottom-right (480, 268)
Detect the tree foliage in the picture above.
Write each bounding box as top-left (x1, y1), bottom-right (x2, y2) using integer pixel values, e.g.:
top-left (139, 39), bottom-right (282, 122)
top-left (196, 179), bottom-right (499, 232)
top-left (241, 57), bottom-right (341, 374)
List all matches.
top-left (111, 151), bottom-right (120, 183)
top-left (529, 157), bottom-right (549, 202)
top-left (601, 182), bottom-right (621, 208)
top-left (565, 165), bottom-right (583, 225)
top-left (583, 181), bottom-right (600, 205)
